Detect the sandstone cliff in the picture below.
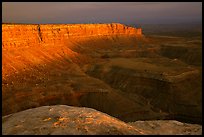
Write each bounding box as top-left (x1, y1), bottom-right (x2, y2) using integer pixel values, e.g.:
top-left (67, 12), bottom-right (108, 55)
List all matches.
top-left (2, 23), bottom-right (142, 49)
top-left (2, 23), bottom-right (202, 130)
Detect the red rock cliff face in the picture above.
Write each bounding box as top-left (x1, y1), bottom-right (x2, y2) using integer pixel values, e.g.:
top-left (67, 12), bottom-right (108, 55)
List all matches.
top-left (2, 23), bottom-right (142, 48)
top-left (2, 23), bottom-right (145, 120)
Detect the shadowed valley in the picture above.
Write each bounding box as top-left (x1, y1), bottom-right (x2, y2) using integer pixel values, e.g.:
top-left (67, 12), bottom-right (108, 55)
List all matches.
top-left (2, 23), bottom-right (202, 135)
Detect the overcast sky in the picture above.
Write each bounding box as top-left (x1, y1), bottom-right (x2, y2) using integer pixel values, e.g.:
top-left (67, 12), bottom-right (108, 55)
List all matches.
top-left (2, 2), bottom-right (202, 24)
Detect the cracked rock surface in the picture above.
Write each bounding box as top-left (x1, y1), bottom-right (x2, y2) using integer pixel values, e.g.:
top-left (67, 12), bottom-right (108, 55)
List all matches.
top-left (2, 105), bottom-right (143, 135)
top-left (2, 105), bottom-right (202, 135)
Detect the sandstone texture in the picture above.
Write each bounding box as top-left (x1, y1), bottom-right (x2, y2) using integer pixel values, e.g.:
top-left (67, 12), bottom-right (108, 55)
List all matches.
top-left (2, 23), bottom-right (202, 134)
top-left (2, 23), bottom-right (142, 49)
top-left (2, 105), bottom-right (143, 135)
top-left (2, 105), bottom-right (202, 135)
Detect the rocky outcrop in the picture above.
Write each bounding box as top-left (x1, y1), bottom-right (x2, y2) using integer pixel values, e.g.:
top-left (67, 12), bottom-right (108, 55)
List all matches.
top-left (2, 105), bottom-right (143, 135)
top-left (2, 23), bottom-right (147, 122)
top-left (2, 105), bottom-right (202, 135)
top-left (2, 23), bottom-right (202, 131)
top-left (2, 36), bottom-right (168, 122)
top-left (2, 23), bottom-right (142, 49)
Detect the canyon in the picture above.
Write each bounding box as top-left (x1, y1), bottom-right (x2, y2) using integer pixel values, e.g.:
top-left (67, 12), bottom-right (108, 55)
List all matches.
top-left (2, 23), bottom-right (202, 135)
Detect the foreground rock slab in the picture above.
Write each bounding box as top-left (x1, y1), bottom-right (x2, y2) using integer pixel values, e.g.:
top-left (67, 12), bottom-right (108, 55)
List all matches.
top-left (2, 105), bottom-right (202, 135)
top-left (2, 105), bottom-right (143, 135)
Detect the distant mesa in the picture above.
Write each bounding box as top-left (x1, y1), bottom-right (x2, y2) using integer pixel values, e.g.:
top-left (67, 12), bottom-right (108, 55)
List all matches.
top-left (2, 23), bottom-right (142, 49)
top-left (2, 22), bottom-right (202, 135)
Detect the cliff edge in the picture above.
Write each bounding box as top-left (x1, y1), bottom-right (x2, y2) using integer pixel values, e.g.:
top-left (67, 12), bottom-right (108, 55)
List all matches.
top-left (2, 23), bottom-right (142, 49)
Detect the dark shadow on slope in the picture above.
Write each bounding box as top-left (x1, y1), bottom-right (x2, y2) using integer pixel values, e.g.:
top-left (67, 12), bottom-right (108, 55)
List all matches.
top-left (2, 34), bottom-right (202, 125)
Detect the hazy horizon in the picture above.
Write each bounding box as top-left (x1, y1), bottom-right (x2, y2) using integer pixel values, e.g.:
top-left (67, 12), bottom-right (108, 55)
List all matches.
top-left (2, 2), bottom-right (202, 25)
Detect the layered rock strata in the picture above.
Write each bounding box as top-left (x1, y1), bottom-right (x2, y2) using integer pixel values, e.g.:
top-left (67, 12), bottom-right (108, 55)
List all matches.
top-left (3, 23), bottom-right (165, 123)
top-left (85, 57), bottom-right (202, 124)
top-left (2, 23), bottom-right (201, 127)
top-left (2, 23), bottom-right (142, 49)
